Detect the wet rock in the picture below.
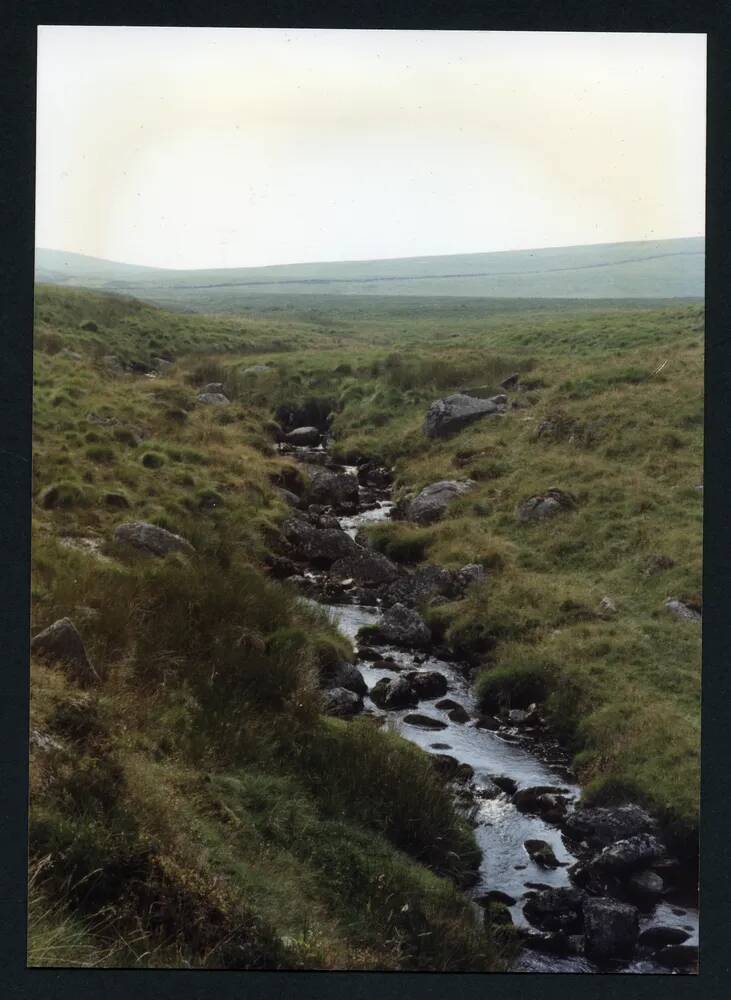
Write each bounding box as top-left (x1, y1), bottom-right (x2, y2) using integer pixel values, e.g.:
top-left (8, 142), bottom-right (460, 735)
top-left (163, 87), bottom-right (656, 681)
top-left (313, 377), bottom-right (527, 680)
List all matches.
top-left (507, 704), bottom-right (541, 726)
top-left (592, 834), bottom-right (666, 876)
top-left (523, 887), bottom-right (586, 933)
top-left (275, 487), bottom-right (300, 507)
top-left (197, 392), bottom-right (230, 405)
top-left (513, 786), bottom-right (570, 824)
top-left (357, 461), bottom-right (392, 489)
top-left (432, 755), bottom-right (474, 783)
top-left (370, 676), bottom-right (418, 710)
top-left (562, 804), bottom-right (657, 848)
top-left (113, 521), bottom-right (194, 557)
top-left (477, 889), bottom-right (517, 907)
top-left (372, 658), bottom-right (401, 672)
top-left (491, 775), bottom-right (518, 796)
top-left (655, 944), bottom-right (698, 969)
top-left (356, 646), bottom-right (381, 661)
top-left (483, 902), bottom-right (513, 927)
top-left (285, 426), bottom-right (322, 447)
top-left (423, 393), bottom-right (503, 438)
top-left (524, 839), bottom-right (560, 869)
top-left (402, 713), bottom-right (448, 731)
top-left (434, 698), bottom-right (462, 711)
top-left (474, 714), bottom-right (501, 731)
top-left (638, 926), bottom-right (691, 948)
top-left (363, 603), bottom-right (431, 650)
top-left (626, 870), bottom-right (664, 905)
top-left (664, 597), bottom-right (701, 622)
top-left (30, 618), bottom-right (98, 687)
top-left (382, 564), bottom-right (457, 605)
top-left (583, 897), bottom-right (639, 962)
top-left (282, 516), bottom-right (359, 565)
top-left (429, 742), bottom-right (452, 750)
top-left (306, 469), bottom-right (359, 511)
top-left (264, 553), bottom-right (298, 579)
top-left (475, 778), bottom-right (505, 800)
top-left (403, 670), bottom-right (448, 700)
top-left (403, 480), bottom-right (476, 525)
top-left (322, 687), bottom-right (363, 718)
top-left (448, 705), bottom-right (471, 724)
top-left (330, 550), bottom-right (399, 585)
top-left (516, 488), bottom-right (577, 523)
top-left (321, 661), bottom-right (367, 697)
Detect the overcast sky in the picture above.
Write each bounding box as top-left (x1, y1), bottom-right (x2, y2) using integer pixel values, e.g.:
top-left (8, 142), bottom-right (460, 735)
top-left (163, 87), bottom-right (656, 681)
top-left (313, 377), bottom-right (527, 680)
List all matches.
top-left (36, 27), bottom-right (706, 270)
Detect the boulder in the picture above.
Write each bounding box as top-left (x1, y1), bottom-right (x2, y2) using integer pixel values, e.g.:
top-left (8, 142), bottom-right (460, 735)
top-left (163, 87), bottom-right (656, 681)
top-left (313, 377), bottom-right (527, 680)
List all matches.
top-left (456, 563), bottom-right (485, 590)
top-left (474, 777), bottom-right (504, 800)
top-left (561, 804), bottom-right (657, 848)
top-left (403, 670), bottom-right (448, 700)
top-left (197, 392), bottom-right (230, 405)
top-left (434, 698), bottom-right (462, 711)
top-left (402, 713), bottom-right (448, 731)
top-left (276, 487), bottom-right (300, 507)
top-left (363, 603), bottom-right (431, 650)
top-left (306, 469), bottom-right (359, 510)
top-left (592, 834), bottom-right (666, 876)
top-left (513, 786), bottom-right (570, 824)
top-left (285, 426), bottom-right (322, 447)
top-left (322, 687), bottom-right (363, 718)
top-left (492, 775), bottom-right (518, 796)
top-left (638, 926), bottom-right (691, 949)
top-left (30, 618), bottom-right (98, 687)
top-left (524, 839), bottom-right (560, 868)
top-left (507, 704), bottom-right (541, 726)
top-left (477, 889), bottom-right (517, 907)
top-left (448, 705), bottom-right (471, 724)
top-left (423, 393), bottom-right (504, 438)
top-left (626, 870), bottom-right (664, 905)
top-left (321, 661), bottom-right (367, 697)
top-left (282, 517), bottom-right (359, 566)
top-left (583, 897), bottom-right (639, 962)
top-left (403, 480), bottom-right (476, 525)
top-left (664, 597), bottom-right (702, 622)
top-left (330, 551), bottom-right (400, 586)
top-left (370, 676), bottom-right (418, 710)
top-left (431, 755), bottom-right (474, 783)
top-left (523, 887), bottom-right (585, 933)
top-left (382, 564), bottom-right (457, 606)
top-left (500, 373), bottom-right (520, 390)
top-left (357, 461), bottom-right (392, 489)
top-left (113, 521), bottom-right (194, 557)
top-left (516, 488), bottom-right (577, 523)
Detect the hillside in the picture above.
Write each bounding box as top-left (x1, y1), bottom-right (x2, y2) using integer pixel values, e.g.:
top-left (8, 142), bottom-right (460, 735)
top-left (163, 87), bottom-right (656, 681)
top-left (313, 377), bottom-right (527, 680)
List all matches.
top-left (35, 237), bottom-right (704, 309)
top-left (29, 284), bottom-right (702, 969)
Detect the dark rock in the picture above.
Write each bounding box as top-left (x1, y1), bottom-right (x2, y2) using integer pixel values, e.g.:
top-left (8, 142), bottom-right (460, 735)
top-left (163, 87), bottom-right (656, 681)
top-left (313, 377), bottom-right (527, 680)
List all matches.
top-left (483, 902), bottom-right (513, 927)
top-left (474, 714), bottom-right (501, 731)
top-left (434, 698), bottom-right (462, 711)
top-left (524, 839), bottom-right (560, 868)
top-left (583, 897), bottom-right (639, 962)
top-left (201, 382), bottom-right (225, 394)
top-left (30, 618), bottom-right (97, 686)
top-left (403, 670), bottom-right (448, 700)
top-left (491, 775), bottom-right (518, 796)
top-left (264, 553), bottom-right (298, 579)
top-left (363, 603), bottom-right (431, 650)
top-left (476, 889), bottom-right (517, 907)
top-left (455, 563), bottom-right (485, 590)
top-left (282, 516), bottom-right (359, 566)
top-left (357, 461), bottom-right (392, 489)
top-left (638, 926), bottom-right (690, 949)
top-left (330, 550), bottom-right (399, 585)
top-left (382, 564), bottom-right (458, 605)
top-left (500, 373), bottom-right (520, 390)
top-left (113, 521), bottom-right (194, 557)
top-left (285, 426), bottom-right (322, 447)
top-left (402, 713), bottom-right (448, 731)
top-left (276, 487), bottom-right (300, 507)
top-left (562, 804), bottom-right (657, 848)
top-left (448, 705), bottom-right (471, 724)
top-left (104, 491), bottom-right (130, 509)
top-left (423, 393), bottom-right (503, 438)
top-left (197, 392), bottom-right (230, 405)
top-left (474, 778), bottom-right (505, 800)
top-left (507, 704), bottom-right (541, 725)
top-left (322, 687), bottom-right (363, 718)
top-left (656, 944), bottom-right (698, 969)
top-left (306, 469), bottom-right (359, 511)
top-left (626, 870), bottom-right (664, 905)
top-left (523, 887), bottom-right (586, 933)
top-left (403, 480), bottom-right (476, 524)
top-left (372, 658), bottom-right (401, 672)
top-left (356, 646), bottom-right (381, 661)
top-left (431, 755), bottom-right (474, 783)
top-left (321, 661), bottom-right (367, 697)
top-left (516, 488), bottom-right (577, 523)
top-left (370, 676), bottom-right (418, 710)
top-left (592, 834), bottom-right (666, 876)
top-left (513, 786), bottom-right (570, 824)
top-left (429, 742), bottom-right (452, 750)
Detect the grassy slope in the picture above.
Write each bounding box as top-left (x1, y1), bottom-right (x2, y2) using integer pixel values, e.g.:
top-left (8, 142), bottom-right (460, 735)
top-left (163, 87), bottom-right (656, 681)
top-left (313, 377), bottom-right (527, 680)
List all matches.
top-left (35, 237), bottom-right (704, 304)
top-left (29, 285), bottom-right (501, 970)
top-left (202, 297), bottom-right (703, 852)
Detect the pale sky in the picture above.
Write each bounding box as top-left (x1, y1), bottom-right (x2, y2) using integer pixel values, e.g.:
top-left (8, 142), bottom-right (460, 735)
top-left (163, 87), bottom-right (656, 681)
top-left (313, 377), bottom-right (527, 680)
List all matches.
top-left (36, 27), bottom-right (706, 270)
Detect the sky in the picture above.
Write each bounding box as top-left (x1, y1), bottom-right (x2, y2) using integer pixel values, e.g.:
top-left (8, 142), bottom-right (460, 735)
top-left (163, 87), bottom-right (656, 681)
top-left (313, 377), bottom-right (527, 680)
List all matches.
top-left (35, 27), bottom-right (706, 270)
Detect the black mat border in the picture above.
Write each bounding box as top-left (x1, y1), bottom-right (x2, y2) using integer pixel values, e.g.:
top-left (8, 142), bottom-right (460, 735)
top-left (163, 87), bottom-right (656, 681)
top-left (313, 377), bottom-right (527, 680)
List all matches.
top-left (1, 2), bottom-right (729, 998)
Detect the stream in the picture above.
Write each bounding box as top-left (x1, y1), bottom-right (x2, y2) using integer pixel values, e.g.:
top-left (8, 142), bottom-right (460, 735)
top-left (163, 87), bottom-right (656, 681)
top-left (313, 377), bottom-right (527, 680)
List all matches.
top-left (283, 445), bottom-right (699, 974)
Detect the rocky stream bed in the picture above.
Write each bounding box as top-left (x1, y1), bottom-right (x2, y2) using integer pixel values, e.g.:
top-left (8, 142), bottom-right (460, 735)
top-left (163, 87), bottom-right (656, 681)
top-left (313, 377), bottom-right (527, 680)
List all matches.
top-left (274, 433), bottom-right (699, 975)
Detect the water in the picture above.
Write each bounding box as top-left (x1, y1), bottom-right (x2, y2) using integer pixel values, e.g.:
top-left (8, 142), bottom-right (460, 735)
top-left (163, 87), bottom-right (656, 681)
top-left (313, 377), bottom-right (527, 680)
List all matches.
top-left (298, 452), bottom-right (699, 973)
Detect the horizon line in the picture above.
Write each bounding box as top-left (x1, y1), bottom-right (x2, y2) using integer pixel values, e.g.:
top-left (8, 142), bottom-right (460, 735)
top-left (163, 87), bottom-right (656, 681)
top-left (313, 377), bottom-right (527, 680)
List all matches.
top-left (35, 234), bottom-right (706, 275)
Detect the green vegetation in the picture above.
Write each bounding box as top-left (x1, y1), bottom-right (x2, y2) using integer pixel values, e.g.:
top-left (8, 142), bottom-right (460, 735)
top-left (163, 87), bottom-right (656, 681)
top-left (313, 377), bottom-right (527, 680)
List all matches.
top-left (30, 280), bottom-right (702, 968)
top-left (30, 285), bottom-right (499, 970)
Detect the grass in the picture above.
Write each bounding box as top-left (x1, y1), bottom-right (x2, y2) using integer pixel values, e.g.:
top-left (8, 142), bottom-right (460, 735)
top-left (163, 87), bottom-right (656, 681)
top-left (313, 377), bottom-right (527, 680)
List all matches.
top-left (29, 285), bottom-right (502, 970)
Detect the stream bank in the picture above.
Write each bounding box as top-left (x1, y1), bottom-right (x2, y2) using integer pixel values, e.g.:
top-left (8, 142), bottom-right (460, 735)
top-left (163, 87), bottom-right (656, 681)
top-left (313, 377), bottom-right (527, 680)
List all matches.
top-left (273, 433), bottom-right (699, 975)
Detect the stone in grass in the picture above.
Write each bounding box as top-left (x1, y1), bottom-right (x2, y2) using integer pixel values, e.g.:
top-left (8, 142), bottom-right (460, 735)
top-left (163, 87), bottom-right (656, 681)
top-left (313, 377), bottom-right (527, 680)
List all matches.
top-left (322, 687), bottom-right (363, 718)
top-left (113, 521), bottom-right (194, 557)
top-left (664, 597), bottom-right (701, 622)
top-left (516, 488), bottom-right (577, 524)
top-left (30, 618), bottom-right (98, 687)
top-left (197, 392), bottom-right (230, 406)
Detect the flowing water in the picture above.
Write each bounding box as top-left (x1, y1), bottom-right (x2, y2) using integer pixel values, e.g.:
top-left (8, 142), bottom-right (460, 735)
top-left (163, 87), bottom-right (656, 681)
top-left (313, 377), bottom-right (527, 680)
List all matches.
top-left (292, 447), bottom-right (699, 973)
